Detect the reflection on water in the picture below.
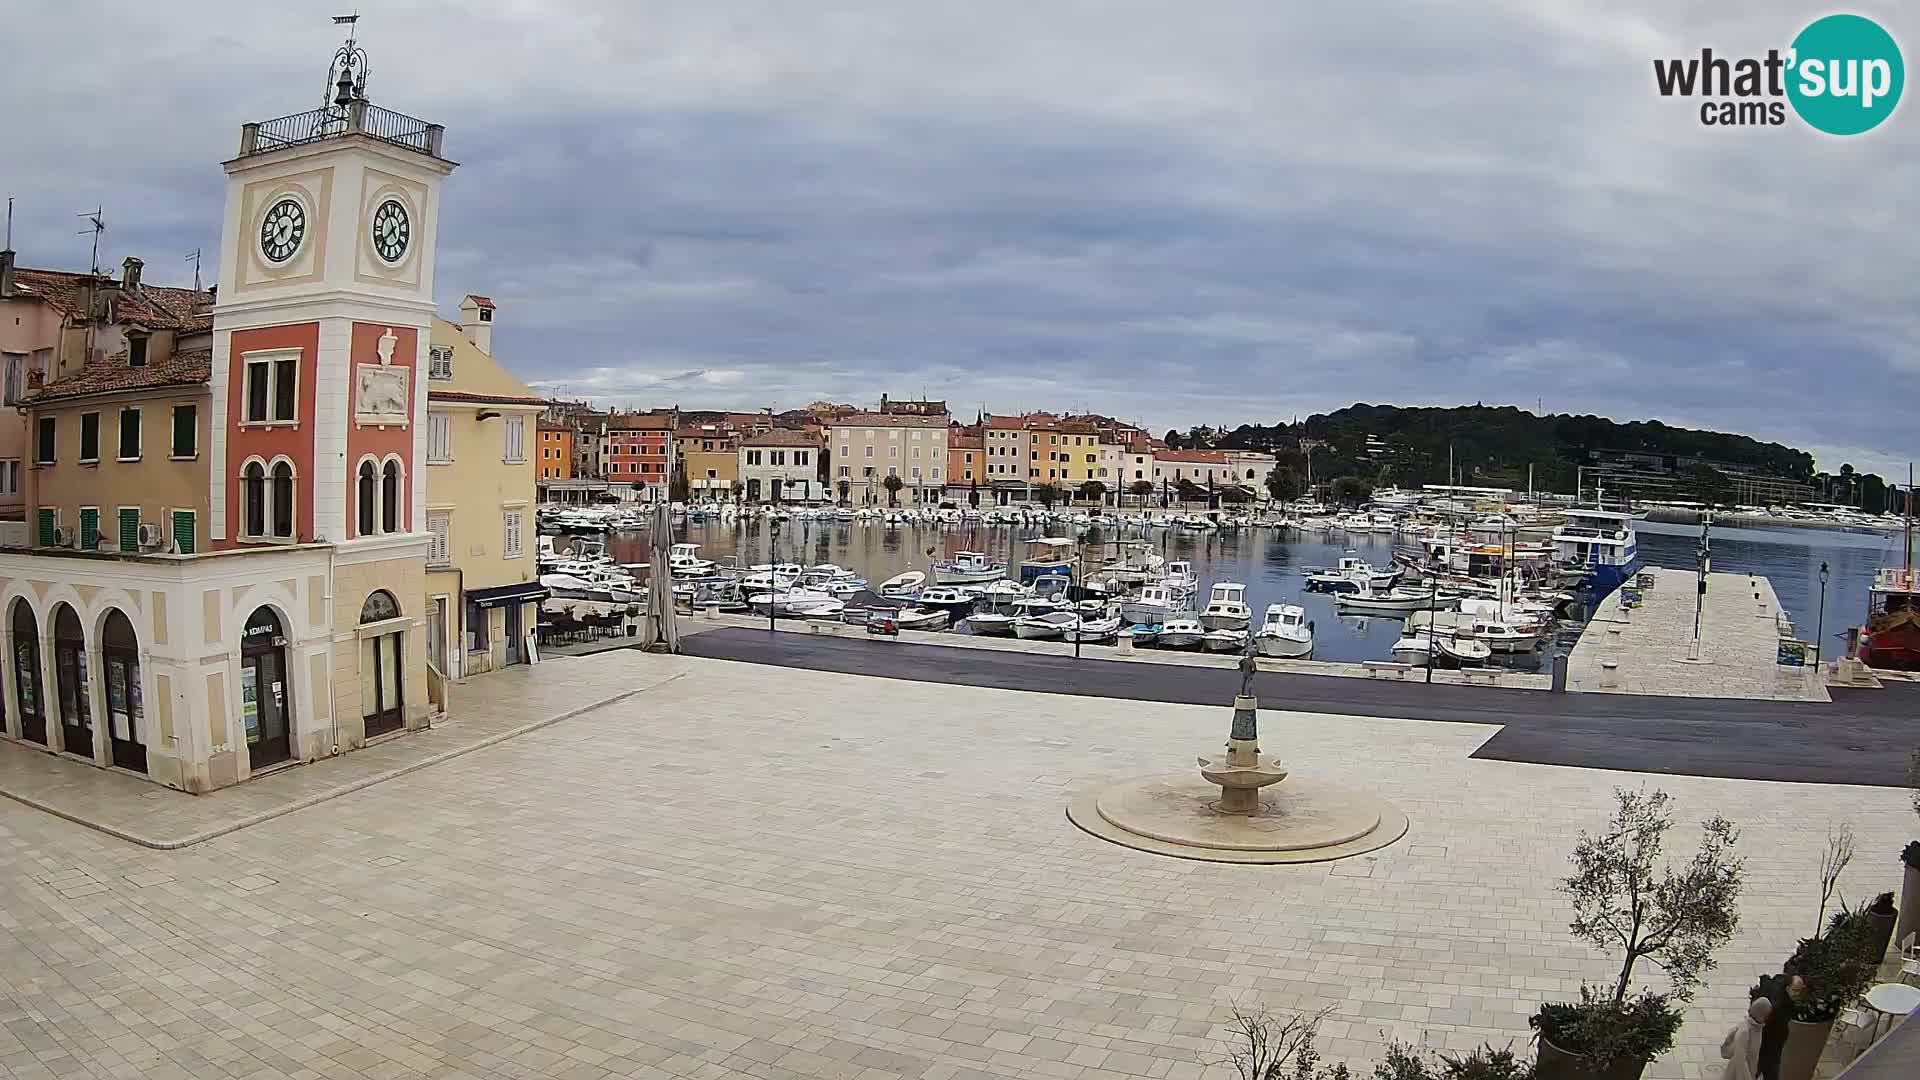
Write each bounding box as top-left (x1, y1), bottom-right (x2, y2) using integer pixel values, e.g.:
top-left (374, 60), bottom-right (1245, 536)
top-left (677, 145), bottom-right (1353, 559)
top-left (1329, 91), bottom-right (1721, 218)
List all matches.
top-left (588, 517), bottom-right (1899, 664)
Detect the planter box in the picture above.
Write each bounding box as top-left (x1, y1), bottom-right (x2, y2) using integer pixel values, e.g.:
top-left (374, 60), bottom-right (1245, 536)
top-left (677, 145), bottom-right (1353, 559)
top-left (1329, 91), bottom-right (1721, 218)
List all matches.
top-left (1535, 1038), bottom-right (1649, 1080)
top-left (1779, 1017), bottom-right (1833, 1080)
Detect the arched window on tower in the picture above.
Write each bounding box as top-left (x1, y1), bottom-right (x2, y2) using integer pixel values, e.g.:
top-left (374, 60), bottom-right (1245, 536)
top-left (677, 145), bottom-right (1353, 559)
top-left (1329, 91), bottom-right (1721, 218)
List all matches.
top-left (243, 461), bottom-right (267, 537)
top-left (271, 461), bottom-right (294, 538)
top-left (381, 460), bottom-right (401, 533)
top-left (357, 460), bottom-right (377, 537)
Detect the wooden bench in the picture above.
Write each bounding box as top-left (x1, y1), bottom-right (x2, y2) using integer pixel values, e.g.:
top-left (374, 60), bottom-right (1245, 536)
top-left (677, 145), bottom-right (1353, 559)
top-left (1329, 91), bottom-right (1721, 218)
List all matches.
top-left (1362, 661), bottom-right (1413, 680)
top-left (1462, 668), bottom-right (1501, 685)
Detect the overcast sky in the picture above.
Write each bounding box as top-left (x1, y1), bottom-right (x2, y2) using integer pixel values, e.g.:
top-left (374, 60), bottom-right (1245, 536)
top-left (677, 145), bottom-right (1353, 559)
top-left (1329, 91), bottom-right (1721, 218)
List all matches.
top-left (4, 2), bottom-right (1915, 473)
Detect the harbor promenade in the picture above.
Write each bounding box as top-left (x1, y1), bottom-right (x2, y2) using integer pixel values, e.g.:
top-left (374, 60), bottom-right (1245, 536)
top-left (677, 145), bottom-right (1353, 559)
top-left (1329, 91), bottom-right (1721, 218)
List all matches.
top-left (1564, 567), bottom-right (1829, 702)
top-left (0, 649), bottom-right (1907, 1080)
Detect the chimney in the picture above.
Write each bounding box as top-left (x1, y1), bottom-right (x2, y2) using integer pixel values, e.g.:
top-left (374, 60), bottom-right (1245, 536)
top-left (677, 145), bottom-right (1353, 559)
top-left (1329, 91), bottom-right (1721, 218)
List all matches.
top-left (0, 249), bottom-right (13, 298)
top-left (458, 294), bottom-right (495, 354)
top-left (121, 256), bottom-right (143, 293)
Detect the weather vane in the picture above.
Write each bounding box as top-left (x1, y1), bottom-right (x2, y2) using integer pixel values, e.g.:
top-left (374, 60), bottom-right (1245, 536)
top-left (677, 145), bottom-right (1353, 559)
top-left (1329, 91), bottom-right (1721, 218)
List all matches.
top-left (325, 13), bottom-right (370, 111)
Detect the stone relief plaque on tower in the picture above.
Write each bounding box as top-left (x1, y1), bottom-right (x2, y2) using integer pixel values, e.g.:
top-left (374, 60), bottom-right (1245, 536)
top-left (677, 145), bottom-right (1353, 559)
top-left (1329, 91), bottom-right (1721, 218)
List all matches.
top-left (354, 327), bottom-right (410, 425)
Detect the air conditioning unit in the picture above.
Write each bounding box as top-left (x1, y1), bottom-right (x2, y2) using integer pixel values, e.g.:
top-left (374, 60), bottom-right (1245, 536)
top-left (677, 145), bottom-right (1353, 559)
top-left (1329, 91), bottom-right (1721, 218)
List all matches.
top-left (137, 523), bottom-right (163, 549)
top-left (50, 526), bottom-right (71, 548)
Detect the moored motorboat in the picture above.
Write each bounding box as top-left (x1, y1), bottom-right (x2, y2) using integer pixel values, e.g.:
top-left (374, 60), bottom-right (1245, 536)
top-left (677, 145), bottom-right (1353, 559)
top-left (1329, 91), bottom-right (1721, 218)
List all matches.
top-left (1013, 610), bottom-right (1079, 640)
top-left (1254, 603), bottom-right (1314, 658)
top-left (1156, 617), bottom-right (1207, 649)
top-left (1391, 630), bottom-right (1492, 666)
top-left (933, 551), bottom-right (1007, 584)
top-left (1199, 582), bottom-right (1251, 630)
top-left (1203, 627), bottom-right (1250, 652)
top-left (878, 570), bottom-right (927, 597)
top-left (892, 607), bottom-right (951, 631)
top-left (1334, 587), bottom-right (1441, 615)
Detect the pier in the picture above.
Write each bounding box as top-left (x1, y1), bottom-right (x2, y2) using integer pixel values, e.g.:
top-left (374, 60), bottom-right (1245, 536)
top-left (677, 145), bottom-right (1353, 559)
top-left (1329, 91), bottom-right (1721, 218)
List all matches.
top-left (1565, 566), bottom-right (1829, 702)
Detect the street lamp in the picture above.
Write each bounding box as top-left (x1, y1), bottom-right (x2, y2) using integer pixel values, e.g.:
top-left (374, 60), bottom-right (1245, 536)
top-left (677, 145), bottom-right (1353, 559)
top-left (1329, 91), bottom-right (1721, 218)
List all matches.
top-left (1814, 560), bottom-right (1829, 667)
top-left (767, 517), bottom-right (782, 633)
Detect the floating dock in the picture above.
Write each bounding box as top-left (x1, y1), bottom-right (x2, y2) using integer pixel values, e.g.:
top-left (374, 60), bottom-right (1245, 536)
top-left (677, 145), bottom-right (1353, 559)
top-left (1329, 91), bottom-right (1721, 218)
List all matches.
top-left (1565, 567), bottom-right (1829, 702)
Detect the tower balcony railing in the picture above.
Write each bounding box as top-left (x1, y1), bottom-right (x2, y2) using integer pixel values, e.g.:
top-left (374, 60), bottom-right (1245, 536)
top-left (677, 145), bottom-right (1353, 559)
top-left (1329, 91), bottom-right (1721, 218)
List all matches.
top-left (239, 100), bottom-right (445, 158)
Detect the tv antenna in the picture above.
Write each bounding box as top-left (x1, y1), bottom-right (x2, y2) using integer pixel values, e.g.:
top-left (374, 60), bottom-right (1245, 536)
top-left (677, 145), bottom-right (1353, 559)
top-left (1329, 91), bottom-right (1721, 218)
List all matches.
top-left (77, 208), bottom-right (106, 276)
top-left (185, 248), bottom-right (203, 292)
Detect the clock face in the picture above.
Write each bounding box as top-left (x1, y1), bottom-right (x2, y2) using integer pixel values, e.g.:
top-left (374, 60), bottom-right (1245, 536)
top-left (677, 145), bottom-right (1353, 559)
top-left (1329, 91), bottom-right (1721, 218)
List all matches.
top-left (259, 198), bottom-right (306, 264)
top-left (372, 199), bottom-right (411, 264)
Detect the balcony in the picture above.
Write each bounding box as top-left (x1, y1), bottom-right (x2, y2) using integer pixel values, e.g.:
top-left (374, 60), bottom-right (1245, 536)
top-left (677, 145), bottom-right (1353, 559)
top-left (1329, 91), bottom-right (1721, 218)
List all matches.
top-left (238, 100), bottom-right (445, 159)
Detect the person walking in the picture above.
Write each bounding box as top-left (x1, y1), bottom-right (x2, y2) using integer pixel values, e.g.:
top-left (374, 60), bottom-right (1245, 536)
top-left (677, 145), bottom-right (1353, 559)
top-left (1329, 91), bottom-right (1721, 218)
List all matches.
top-left (1723, 997), bottom-right (1773, 1080)
top-left (1754, 974), bottom-right (1803, 1080)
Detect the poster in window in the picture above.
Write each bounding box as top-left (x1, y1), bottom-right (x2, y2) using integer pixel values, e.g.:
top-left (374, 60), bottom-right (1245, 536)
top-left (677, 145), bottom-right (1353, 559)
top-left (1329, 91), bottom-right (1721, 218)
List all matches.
top-left (241, 665), bottom-right (260, 742)
top-left (106, 658), bottom-right (127, 712)
top-left (14, 644), bottom-right (34, 713)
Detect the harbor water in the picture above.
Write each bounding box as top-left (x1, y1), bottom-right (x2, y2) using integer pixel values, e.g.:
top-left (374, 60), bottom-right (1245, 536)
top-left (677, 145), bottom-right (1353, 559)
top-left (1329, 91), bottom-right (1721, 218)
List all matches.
top-left (583, 515), bottom-right (1895, 667)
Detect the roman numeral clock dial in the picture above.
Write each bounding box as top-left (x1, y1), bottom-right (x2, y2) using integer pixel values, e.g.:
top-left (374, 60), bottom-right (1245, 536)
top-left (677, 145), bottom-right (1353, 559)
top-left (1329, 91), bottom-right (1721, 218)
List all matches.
top-left (259, 198), bottom-right (305, 263)
top-left (372, 199), bottom-right (410, 263)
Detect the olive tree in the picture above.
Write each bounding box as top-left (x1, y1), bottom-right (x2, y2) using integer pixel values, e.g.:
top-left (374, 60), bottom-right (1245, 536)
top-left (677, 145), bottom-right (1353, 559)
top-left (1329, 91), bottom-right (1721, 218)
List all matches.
top-left (1564, 787), bottom-right (1743, 1004)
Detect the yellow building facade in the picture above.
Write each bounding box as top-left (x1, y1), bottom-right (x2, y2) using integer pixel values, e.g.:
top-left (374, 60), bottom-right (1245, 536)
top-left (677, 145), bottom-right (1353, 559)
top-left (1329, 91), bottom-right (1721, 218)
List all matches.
top-left (425, 306), bottom-right (543, 680)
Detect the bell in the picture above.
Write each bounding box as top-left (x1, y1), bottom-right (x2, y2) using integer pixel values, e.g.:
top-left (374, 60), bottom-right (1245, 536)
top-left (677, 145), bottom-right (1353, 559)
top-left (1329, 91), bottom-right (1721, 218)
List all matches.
top-left (333, 64), bottom-right (356, 107)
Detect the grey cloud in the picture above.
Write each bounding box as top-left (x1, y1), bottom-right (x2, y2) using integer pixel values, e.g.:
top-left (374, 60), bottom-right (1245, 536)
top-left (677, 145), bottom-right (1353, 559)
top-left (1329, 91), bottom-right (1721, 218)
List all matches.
top-left (2, 2), bottom-right (1914, 471)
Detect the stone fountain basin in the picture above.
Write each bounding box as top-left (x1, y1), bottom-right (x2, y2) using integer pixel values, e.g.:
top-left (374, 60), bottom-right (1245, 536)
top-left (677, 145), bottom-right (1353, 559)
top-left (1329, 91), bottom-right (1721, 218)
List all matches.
top-left (1068, 773), bottom-right (1408, 863)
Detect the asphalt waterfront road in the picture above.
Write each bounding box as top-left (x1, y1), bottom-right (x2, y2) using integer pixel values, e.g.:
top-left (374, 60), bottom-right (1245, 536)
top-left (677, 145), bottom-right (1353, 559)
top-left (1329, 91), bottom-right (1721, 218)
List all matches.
top-left (679, 628), bottom-right (1918, 787)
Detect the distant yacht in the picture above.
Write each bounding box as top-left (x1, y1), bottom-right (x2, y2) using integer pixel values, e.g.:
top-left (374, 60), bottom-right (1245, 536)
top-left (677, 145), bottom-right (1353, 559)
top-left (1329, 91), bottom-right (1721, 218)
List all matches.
top-left (1551, 508), bottom-right (1640, 592)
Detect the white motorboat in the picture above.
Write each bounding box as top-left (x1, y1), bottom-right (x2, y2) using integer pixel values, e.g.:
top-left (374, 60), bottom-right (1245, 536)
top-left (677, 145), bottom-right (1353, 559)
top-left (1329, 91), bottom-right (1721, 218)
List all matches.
top-left (1199, 582), bottom-right (1251, 631)
top-left (1203, 627), bottom-right (1250, 652)
top-left (1156, 617), bottom-right (1207, 649)
top-left (667, 543), bottom-right (715, 576)
top-left (878, 570), bottom-right (927, 597)
top-left (1335, 588), bottom-right (1442, 615)
top-left (1063, 614), bottom-right (1122, 644)
top-left (913, 585), bottom-right (980, 617)
top-left (933, 551), bottom-right (1007, 585)
top-left (1306, 556), bottom-right (1400, 593)
top-left (789, 597), bottom-right (846, 620)
top-left (1406, 610), bottom-right (1540, 652)
top-left (1391, 631), bottom-right (1493, 666)
top-left (747, 588), bottom-right (838, 617)
top-left (1013, 610), bottom-right (1079, 639)
top-left (540, 573), bottom-right (642, 605)
top-left (1254, 604), bottom-right (1314, 658)
top-left (892, 607), bottom-right (951, 631)
top-left (1120, 583), bottom-right (1187, 626)
top-left (1161, 560), bottom-right (1198, 591)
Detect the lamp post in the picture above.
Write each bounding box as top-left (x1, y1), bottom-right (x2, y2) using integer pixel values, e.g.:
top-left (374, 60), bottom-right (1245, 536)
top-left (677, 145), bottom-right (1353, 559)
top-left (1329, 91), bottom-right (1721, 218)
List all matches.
top-left (1814, 560), bottom-right (1829, 667)
top-left (767, 517), bottom-right (782, 634)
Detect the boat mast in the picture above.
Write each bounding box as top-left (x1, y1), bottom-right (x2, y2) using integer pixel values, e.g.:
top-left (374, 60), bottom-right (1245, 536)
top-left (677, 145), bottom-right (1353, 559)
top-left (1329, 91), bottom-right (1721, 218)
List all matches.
top-left (1907, 462), bottom-right (1914, 589)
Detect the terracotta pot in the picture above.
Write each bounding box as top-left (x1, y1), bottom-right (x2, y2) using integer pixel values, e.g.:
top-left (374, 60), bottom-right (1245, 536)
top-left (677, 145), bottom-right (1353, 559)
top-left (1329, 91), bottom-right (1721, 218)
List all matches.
top-left (1778, 1018), bottom-right (1833, 1080)
top-left (1897, 862), bottom-right (1920, 951)
top-left (1534, 1038), bottom-right (1650, 1080)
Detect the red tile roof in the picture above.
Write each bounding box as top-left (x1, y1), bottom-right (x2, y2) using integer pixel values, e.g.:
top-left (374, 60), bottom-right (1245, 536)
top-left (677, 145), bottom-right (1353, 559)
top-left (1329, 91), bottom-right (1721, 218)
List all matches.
top-left (741, 428), bottom-right (821, 448)
top-left (1155, 449), bottom-right (1231, 464)
top-left (27, 348), bottom-right (211, 404)
top-left (606, 412), bottom-right (676, 430)
top-left (824, 412), bottom-right (947, 429)
top-left (427, 390), bottom-right (549, 406)
top-left (10, 268), bottom-right (211, 332)
top-left (948, 432), bottom-right (984, 450)
top-left (463, 294), bottom-right (496, 309)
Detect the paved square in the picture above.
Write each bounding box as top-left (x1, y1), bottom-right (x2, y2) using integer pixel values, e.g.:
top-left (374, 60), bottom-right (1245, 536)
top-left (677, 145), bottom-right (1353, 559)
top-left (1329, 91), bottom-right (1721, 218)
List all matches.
top-left (0, 651), bottom-right (1908, 1080)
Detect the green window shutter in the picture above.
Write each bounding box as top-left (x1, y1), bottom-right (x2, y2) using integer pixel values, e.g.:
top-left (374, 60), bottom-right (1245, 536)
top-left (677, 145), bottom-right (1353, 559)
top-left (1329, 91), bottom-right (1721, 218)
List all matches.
top-left (171, 511), bottom-right (195, 554)
top-left (119, 508), bottom-right (139, 551)
top-left (78, 508), bottom-right (97, 551)
top-left (36, 508), bottom-right (55, 546)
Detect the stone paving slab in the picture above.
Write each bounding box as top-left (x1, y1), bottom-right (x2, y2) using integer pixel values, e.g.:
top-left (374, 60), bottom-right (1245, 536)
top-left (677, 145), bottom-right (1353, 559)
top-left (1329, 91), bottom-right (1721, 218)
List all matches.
top-left (0, 650), bottom-right (1908, 1080)
top-left (0, 656), bottom-right (684, 848)
top-left (1567, 568), bottom-right (1829, 702)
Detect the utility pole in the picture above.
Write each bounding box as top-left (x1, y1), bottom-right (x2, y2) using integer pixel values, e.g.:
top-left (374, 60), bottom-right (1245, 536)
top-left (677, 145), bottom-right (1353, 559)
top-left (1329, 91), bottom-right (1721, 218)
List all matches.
top-left (1685, 510), bottom-right (1712, 661)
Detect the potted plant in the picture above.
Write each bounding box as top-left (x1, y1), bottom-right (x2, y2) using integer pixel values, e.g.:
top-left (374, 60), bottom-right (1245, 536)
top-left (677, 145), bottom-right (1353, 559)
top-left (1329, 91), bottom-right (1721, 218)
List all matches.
top-left (1375, 1042), bottom-right (1536, 1080)
top-left (1779, 932), bottom-right (1876, 1080)
top-left (1530, 789), bottom-right (1742, 1080)
top-left (1863, 891), bottom-right (1899, 962)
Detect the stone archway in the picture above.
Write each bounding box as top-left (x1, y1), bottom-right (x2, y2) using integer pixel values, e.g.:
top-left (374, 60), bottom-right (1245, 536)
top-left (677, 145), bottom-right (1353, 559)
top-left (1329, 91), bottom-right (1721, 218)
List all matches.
top-left (10, 599), bottom-right (45, 745)
top-left (101, 609), bottom-right (146, 773)
top-left (51, 603), bottom-right (93, 761)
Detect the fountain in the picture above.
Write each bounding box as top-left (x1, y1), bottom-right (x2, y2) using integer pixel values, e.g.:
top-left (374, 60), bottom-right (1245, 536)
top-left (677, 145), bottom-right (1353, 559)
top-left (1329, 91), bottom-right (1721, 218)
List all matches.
top-left (1066, 642), bottom-right (1408, 863)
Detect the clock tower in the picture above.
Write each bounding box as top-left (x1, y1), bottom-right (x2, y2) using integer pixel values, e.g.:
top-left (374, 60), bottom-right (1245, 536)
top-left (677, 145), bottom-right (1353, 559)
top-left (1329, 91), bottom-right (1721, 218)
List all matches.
top-left (208, 23), bottom-right (456, 751)
top-left (210, 27), bottom-right (454, 550)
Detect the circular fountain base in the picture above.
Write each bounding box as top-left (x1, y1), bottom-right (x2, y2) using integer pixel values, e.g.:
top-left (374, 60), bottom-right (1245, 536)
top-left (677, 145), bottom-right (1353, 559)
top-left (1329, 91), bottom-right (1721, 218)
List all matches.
top-left (1067, 774), bottom-right (1408, 864)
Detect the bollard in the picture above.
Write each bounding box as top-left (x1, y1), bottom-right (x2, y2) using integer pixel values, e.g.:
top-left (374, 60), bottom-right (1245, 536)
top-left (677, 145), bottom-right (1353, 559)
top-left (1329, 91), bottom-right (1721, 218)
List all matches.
top-left (1116, 629), bottom-right (1134, 655)
top-left (1550, 652), bottom-right (1569, 693)
top-left (705, 603), bottom-right (720, 620)
top-left (1600, 660), bottom-right (1620, 689)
